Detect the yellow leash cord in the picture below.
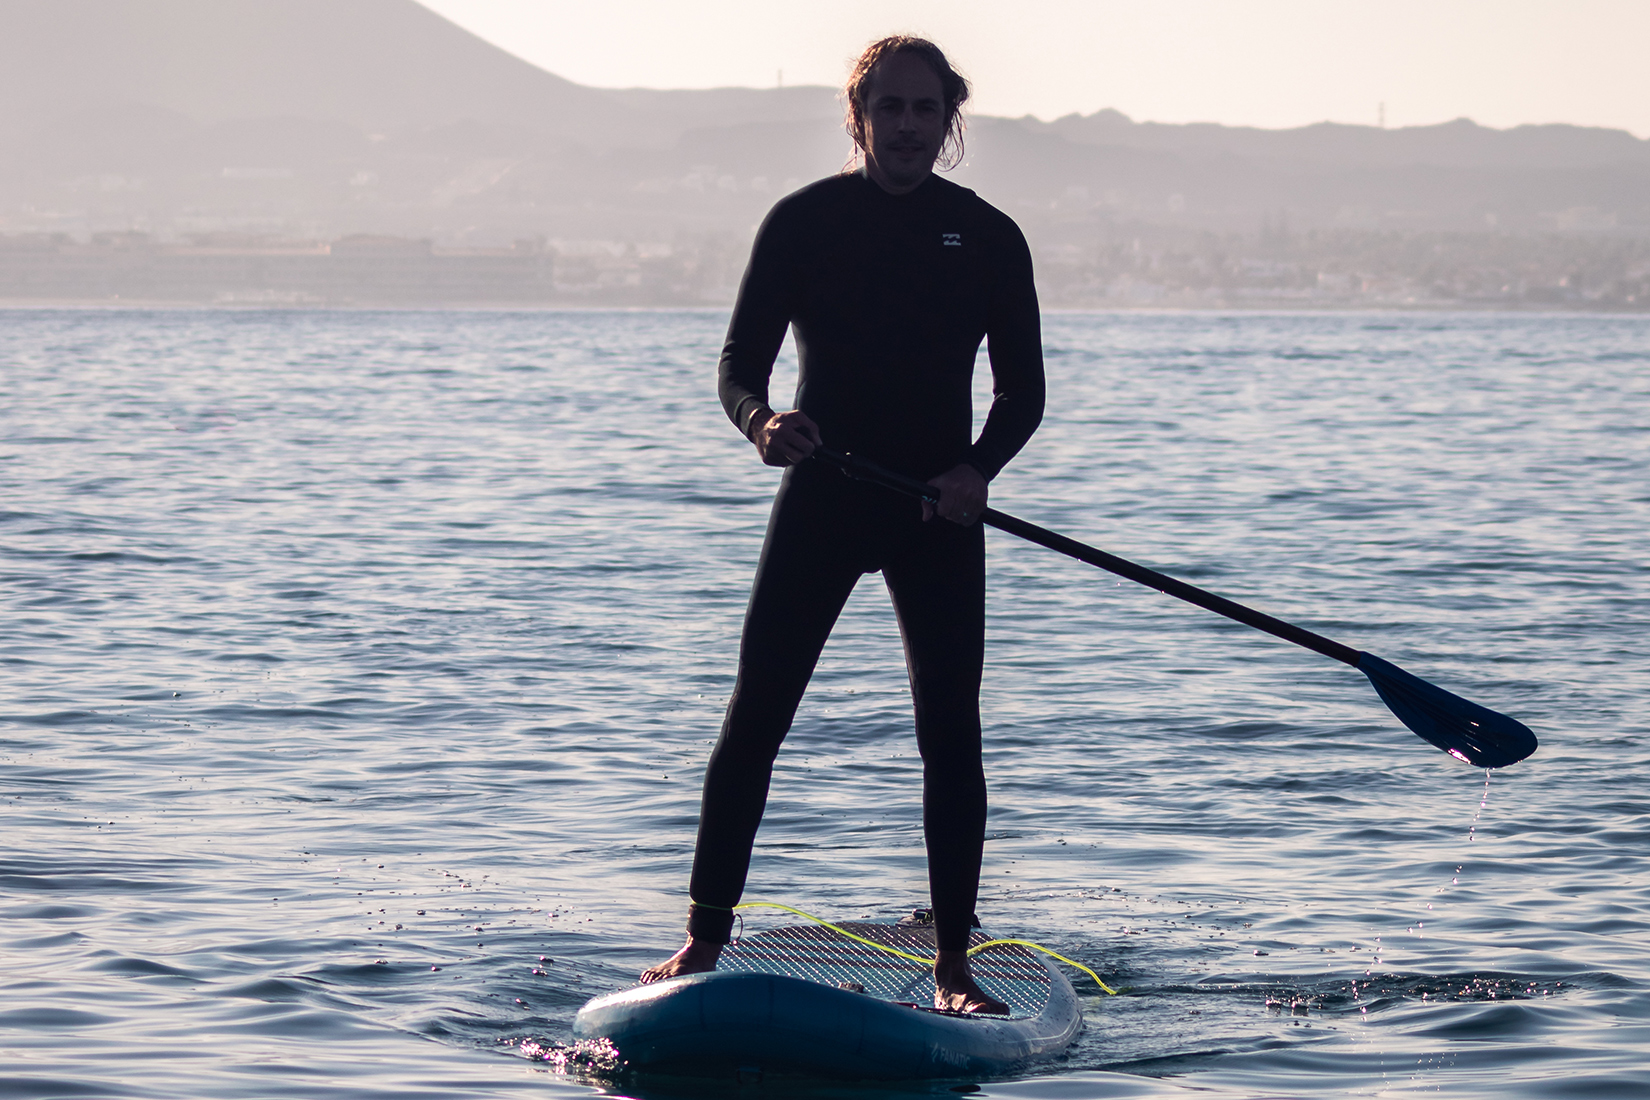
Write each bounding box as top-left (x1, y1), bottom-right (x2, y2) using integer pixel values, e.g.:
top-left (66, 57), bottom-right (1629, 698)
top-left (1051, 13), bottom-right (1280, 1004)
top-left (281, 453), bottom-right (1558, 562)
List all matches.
top-left (729, 901), bottom-right (1119, 996)
top-left (965, 938), bottom-right (1120, 997)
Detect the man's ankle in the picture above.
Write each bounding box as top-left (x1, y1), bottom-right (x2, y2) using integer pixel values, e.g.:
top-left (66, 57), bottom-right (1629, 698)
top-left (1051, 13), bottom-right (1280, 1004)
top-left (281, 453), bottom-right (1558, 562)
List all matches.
top-left (684, 936), bottom-right (724, 960)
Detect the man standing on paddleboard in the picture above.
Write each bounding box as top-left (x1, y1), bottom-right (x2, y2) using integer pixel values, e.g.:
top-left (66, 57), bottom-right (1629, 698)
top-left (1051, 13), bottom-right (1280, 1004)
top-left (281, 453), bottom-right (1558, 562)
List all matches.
top-left (641, 36), bottom-right (1045, 1015)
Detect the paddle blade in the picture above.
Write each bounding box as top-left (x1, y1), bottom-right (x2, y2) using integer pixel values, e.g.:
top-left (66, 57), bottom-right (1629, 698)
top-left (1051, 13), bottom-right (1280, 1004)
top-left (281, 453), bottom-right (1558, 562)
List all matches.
top-left (1357, 653), bottom-right (1538, 769)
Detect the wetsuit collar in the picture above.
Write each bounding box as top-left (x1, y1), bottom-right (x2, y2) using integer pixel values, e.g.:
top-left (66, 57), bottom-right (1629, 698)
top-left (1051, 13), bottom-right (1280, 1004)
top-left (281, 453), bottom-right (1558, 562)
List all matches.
top-left (858, 165), bottom-right (939, 200)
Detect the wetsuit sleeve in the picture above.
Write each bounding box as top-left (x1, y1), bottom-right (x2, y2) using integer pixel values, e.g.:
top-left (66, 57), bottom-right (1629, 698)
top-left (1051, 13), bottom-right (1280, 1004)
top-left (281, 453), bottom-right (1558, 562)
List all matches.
top-left (966, 219), bottom-right (1045, 481)
top-left (718, 204), bottom-right (799, 440)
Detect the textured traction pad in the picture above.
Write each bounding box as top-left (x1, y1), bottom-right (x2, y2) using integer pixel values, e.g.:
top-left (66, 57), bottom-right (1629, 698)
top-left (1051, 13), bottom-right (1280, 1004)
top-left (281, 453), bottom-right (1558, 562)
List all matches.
top-left (717, 921), bottom-right (1052, 1019)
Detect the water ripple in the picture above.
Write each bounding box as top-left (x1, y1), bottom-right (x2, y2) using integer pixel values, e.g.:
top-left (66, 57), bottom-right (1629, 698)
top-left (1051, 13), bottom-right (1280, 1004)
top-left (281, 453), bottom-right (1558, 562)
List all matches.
top-left (0, 308), bottom-right (1646, 1098)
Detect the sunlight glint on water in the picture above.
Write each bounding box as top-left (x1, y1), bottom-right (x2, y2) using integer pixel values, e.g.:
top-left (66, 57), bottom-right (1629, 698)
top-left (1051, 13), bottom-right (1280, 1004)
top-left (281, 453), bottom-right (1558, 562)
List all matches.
top-left (0, 308), bottom-right (1647, 1100)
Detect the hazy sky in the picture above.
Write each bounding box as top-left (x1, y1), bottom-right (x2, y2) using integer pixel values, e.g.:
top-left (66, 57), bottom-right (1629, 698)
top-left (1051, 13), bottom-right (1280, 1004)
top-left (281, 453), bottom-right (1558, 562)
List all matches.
top-left (417, 0), bottom-right (1650, 137)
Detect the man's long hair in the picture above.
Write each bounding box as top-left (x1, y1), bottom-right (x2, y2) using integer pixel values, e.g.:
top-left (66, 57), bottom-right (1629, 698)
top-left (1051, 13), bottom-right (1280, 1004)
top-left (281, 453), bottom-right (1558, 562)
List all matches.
top-left (844, 36), bottom-right (971, 171)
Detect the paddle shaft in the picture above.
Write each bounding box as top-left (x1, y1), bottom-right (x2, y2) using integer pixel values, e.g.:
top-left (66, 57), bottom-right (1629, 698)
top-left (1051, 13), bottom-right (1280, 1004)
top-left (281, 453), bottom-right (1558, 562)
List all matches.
top-left (814, 447), bottom-right (1363, 668)
top-left (980, 507), bottom-right (1361, 666)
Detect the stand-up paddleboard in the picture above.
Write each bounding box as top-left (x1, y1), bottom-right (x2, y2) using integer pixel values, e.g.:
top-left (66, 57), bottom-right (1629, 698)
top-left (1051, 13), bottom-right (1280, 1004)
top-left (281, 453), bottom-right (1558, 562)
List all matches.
top-left (574, 919), bottom-right (1083, 1080)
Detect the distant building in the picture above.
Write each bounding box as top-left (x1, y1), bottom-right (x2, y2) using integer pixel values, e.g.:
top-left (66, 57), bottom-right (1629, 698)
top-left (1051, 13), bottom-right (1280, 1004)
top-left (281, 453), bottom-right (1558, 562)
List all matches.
top-left (0, 234), bottom-right (556, 306)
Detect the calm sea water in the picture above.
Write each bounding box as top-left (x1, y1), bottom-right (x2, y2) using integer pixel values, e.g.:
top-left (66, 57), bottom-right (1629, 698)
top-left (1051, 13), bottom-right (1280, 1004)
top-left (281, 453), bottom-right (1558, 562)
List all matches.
top-left (2, 308), bottom-right (1647, 1100)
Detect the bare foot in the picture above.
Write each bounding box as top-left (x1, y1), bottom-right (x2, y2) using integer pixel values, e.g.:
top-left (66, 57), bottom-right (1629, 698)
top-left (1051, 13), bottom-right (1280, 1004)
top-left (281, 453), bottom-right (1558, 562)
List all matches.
top-left (639, 936), bottom-right (723, 984)
top-left (933, 949), bottom-right (1010, 1015)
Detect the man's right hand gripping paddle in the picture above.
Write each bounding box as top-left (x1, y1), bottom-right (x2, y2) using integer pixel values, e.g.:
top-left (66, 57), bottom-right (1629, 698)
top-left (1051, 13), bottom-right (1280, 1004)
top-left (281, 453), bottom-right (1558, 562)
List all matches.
top-left (749, 407), bottom-right (822, 467)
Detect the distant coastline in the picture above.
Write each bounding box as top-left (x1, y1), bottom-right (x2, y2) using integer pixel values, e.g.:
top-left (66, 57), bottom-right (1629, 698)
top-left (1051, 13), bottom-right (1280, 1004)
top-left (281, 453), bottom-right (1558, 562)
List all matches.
top-left (3, 228), bottom-right (1643, 311)
top-left (4, 1), bottom-right (1647, 312)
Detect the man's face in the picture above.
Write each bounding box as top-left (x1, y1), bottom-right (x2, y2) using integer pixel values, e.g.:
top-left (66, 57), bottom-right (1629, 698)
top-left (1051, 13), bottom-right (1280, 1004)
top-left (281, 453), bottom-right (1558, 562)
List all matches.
top-left (861, 52), bottom-right (946, 194)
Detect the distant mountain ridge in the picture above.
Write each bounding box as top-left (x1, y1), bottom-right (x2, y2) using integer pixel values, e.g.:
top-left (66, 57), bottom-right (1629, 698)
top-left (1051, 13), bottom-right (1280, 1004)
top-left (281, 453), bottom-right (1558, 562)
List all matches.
top-left (4, 0), bottom-right (1646, 167)
top-left (0, 0), bottom-right (842, 145)
top-left (1, 0), bottom-right (1646, 251)
top-left (1023, 110), bottom-right (1650, 171)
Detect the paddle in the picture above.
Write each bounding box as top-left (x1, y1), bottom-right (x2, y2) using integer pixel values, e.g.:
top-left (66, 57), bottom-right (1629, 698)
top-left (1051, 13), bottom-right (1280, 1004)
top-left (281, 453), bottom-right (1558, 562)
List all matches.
top-left (811, 446), bottom-right (1538, 769)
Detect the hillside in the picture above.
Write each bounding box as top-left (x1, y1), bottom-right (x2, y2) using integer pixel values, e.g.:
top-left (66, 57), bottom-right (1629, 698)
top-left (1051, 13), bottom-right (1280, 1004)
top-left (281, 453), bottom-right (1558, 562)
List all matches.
top-left (0, 0), bottom-right (840, 144)
top-left (1, 0), bottom-right (1646, 307)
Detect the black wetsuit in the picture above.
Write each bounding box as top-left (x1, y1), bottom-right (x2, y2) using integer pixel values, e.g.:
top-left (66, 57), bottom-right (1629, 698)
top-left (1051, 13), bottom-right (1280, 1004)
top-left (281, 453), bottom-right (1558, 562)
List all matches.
top-left (688, 171), bottom-right (1044, 953)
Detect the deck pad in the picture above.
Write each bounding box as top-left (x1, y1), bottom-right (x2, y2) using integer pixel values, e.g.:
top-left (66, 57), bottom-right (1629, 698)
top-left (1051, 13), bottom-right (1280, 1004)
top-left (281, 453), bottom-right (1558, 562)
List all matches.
top-left (718, 921), bottom-right (1054, 1019)
top-left (573, 919), bottom-right (1083, 1079)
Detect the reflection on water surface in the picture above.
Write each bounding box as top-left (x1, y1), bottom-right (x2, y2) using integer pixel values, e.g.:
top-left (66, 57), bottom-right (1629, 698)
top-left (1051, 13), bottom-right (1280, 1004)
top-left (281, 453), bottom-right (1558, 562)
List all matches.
top-left (1, 308), bottom-right (1646, 1099)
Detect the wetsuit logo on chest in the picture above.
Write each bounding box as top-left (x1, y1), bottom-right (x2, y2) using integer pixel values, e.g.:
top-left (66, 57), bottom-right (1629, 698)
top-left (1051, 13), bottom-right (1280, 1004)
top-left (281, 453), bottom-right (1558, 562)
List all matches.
top-left (942, 233), bottom-right (962, 247)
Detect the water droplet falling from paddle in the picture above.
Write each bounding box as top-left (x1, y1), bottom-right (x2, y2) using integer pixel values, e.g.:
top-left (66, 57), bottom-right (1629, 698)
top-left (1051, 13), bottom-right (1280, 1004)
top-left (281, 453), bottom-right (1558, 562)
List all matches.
top-left (1354, 770), bottom-right (1496, 986)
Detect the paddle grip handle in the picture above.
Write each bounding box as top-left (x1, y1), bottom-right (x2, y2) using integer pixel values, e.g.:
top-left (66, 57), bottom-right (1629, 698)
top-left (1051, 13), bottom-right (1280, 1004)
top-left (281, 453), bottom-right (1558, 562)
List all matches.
top-left (813, 447), bottom-right (1363, 668)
